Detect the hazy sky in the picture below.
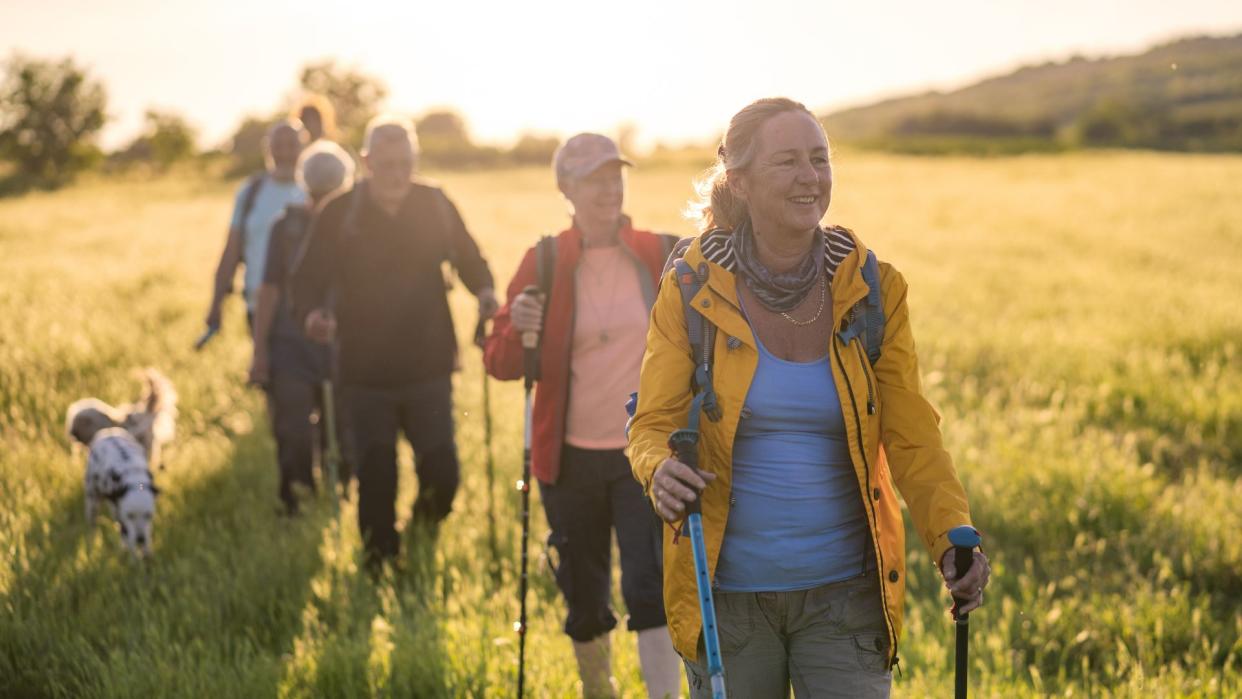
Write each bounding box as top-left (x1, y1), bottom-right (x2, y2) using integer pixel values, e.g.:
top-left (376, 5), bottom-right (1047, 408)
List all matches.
top-left (3, 0), bottom-right (1241, 150)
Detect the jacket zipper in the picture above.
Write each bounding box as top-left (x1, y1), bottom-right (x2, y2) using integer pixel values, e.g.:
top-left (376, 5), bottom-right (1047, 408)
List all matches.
top-left (854, 341), bottom-right (876, 415)
top-left (832, 337), bottom-right (899, 668)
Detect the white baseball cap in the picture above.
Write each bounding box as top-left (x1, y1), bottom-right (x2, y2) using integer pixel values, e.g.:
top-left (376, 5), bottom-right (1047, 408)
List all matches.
top-left (553, 133), bottom-right (633, 187)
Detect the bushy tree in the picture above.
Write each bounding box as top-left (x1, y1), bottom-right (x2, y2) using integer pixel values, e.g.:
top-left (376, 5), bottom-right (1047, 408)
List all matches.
top-left (509, 132), bottom-right (559, 165)
top-left (144, 110), bottom-right (196, 168)
top-left (416, 109), bottom-right (501, 167)
top-left (0, 54), bottom-right (106, 188)
top-left (225, 114), bottom-right (277, 176)
top-left (1076, 100), bottom-right (1142, 146)
top-left (113, 109), bottom-right (196, 171)
top-left (416, 110), bottom-right (469, 144)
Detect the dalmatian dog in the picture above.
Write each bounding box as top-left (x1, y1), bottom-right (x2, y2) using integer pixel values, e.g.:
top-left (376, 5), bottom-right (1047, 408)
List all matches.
top-left (66, 369), bottom-right (177, 557)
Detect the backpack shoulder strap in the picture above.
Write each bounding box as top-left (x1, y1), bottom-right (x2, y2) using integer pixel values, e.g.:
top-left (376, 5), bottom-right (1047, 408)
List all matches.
top-left (237, 172), bottom-right (265, 262)
top-left (657, 232), bottom-right (679, 265)
top-left (660, 236), bottom-right (697, 279)
top-left (240, 172), bottom-right (265, 221)
top-left (671, 258), bottom-right (722, 424)
top-left (535, 235), bottom-right (557, 298)
top-left (835, 249), bottom-right (886, 366)
top-left (860, 250), bottom-right (884, 366)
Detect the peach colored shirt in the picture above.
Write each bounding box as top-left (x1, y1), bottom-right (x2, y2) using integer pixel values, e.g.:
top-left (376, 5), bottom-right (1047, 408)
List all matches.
top-left (565, 246), bottom-right (650, 449)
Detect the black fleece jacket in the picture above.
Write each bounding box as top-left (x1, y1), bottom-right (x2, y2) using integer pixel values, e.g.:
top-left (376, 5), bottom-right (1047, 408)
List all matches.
top-left (291, 180), bottom-right (493, 386)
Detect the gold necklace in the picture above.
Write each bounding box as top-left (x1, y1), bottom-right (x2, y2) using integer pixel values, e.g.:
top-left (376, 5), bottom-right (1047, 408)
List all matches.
top-left (780, 275), bottom-right (826, 327)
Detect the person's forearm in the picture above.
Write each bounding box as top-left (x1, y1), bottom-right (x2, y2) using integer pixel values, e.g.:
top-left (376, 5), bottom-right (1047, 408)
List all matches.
top-left (210, 232), bottom-right (243, 308)
top-left (252, 284), bottom-right (280, 349)
top-left (448, 210), bottom-right (494, 293)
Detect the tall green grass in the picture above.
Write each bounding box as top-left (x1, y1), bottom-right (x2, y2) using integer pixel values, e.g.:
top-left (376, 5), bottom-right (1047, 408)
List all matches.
top-left (1, 152), bottom-right (1239, 697)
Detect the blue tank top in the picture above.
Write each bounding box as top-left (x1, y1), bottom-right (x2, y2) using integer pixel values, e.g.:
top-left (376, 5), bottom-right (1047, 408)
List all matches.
top-left (714, 329), bottom-right (871, 592)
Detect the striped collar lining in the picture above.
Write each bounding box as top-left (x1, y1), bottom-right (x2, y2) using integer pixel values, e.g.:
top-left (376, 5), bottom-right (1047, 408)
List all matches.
top-left (699, 226), bottom-right (857, 282)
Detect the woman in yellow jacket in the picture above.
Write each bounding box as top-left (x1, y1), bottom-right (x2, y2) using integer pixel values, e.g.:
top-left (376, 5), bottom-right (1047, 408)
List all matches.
top-left (627, 97), bottom-right (992, 697)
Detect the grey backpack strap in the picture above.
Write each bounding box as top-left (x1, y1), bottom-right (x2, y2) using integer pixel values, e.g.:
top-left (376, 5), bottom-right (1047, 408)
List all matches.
top-left (535, 235), bottom-right (557, 298)
top-left (836, 249), bottom-right (885, 367)
top-left (660, 236), bottom-right (697, 279)
top-left (860, 250), bottom-right (884, 366)
top-left (671, 259), bottom-right (722, 423)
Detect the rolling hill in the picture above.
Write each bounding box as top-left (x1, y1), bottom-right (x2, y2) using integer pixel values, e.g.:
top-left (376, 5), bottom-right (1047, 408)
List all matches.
top-left (824, 33), bottom-right (1242, 153)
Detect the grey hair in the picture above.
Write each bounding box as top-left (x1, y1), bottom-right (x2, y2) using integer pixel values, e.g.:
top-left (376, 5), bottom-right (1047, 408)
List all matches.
top-left (686, 97), bottom-right (821, 232)
top-left (361, 114), bottom-right (420, 156)
top-left (296, 141), bottom-right (355, 197)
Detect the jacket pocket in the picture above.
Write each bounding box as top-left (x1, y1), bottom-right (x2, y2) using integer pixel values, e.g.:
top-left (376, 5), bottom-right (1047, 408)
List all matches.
top-left (852, 631), bottom-right (891, 674)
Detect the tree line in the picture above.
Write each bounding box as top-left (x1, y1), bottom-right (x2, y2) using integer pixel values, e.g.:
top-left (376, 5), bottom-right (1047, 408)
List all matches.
top-left (0, 55), bottom-right (564, 194)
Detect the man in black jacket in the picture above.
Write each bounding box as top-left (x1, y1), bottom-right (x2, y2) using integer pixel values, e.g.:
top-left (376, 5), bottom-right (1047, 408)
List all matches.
top-left (292, 116), bottom-right (497, 565)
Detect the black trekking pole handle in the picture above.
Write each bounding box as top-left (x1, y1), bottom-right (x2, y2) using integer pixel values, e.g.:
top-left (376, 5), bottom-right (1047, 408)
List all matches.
top-left (667, 430), bottom-right (702, 515)
top-left (473, 315), bottom-right (489, 349)
top-left (520, 285), bottom-right (543, 389)
top-left (948, 525), bottom-right (982, 699)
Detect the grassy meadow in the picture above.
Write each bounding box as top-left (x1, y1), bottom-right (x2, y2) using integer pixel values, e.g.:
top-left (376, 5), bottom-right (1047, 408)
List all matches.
top-left (1, 151), bottom-right (1239, 697)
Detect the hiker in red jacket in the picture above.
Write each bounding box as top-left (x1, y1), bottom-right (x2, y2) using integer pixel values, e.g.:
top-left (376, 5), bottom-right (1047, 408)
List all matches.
top-left (484, 133), bottom-right (680, 698)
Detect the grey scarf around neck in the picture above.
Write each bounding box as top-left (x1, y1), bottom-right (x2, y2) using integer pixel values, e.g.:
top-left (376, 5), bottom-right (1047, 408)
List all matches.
top-left (732, 218), bottom-right (823, 312)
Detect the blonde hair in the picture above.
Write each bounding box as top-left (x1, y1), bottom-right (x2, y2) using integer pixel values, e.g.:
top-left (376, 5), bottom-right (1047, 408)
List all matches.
top-left (687, 97), bottom-right (821, 232)
top-left (291, 94), bottom-right (337, 141)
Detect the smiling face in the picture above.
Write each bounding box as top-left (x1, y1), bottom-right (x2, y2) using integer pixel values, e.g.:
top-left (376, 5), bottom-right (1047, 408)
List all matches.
top-left (730, 110), bottom-right (832, 239)
top-left (562, 161), bottom-right (625, 232)
top-left (363, 126), bottom-right (416, 212)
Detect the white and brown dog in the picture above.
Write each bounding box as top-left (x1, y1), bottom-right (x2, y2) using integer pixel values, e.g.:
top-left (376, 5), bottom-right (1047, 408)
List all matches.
top-left (66, 369), bottom-right (177, 557)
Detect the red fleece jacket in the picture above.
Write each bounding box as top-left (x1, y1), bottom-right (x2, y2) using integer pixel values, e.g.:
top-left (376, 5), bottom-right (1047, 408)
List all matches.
top-left (483, 221), bottom-right (673, 484)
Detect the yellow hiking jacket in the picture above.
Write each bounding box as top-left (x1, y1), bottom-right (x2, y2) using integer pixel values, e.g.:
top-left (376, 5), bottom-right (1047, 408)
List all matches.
top-left (627, 226), bottom-right (973, 666)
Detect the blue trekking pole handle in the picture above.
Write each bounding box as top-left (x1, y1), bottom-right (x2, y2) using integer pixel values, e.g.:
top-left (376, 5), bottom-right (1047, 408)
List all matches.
top-left (669, 429), bottom-right (727, 699)
top-left (948, 525), bottom-right (981, 699)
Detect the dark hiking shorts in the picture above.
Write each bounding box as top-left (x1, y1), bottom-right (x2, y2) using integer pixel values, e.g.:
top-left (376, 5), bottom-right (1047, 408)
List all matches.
top-left (538, 445), bottom-right (666, 642)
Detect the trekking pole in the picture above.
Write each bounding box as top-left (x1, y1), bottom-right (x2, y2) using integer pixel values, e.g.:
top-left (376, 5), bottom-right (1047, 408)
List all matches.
top-left (515, 285), bottom-right (542, 699)
top-left (474, 316), bottom-right (500, 584)
top-left (949, 525), bottom-right (982, 699)
top-left (317, 292), bottom-right (343, 515)
top-left (668, 429), bottom-right (726, 699)
top-left (320, 380), bottom-right (342, 515)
